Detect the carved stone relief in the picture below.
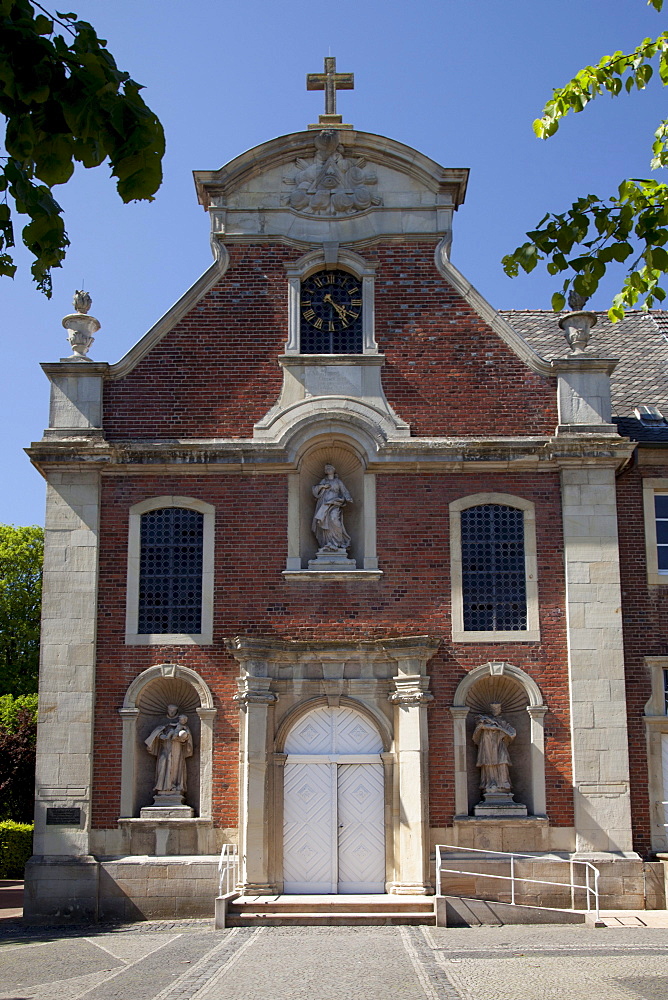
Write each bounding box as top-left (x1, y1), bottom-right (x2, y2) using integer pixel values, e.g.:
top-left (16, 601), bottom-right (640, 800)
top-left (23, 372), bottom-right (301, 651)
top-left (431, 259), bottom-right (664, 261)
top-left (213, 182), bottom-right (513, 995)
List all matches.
top-left (283, 130), bottom-right (382, 216)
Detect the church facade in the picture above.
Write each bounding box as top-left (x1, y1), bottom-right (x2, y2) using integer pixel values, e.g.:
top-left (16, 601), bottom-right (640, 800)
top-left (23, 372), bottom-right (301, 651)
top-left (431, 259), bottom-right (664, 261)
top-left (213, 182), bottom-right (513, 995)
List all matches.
top-left (24, 65), bottom-right (668, 919)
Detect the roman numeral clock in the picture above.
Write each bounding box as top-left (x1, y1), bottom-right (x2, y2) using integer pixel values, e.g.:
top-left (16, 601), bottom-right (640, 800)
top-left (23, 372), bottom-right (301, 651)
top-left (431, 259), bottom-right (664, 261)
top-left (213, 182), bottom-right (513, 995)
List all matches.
top-left (300, 270), bottom-right (363, 353)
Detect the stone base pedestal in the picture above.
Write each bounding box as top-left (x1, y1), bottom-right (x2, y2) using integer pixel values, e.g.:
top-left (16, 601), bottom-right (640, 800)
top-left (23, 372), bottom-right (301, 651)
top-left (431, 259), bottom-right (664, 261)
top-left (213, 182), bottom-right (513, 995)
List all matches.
top-left (474, 792), bottom-right (527, 818)
top-left (452, 816), bottom-right (550, 853)
top-left (140, 804), bottom-right (194, 819)
top-left (118, 817), bottom-right (211, 856)
top-left (308, 548), bottom-right (356, 571)
top-left (388, 881), bottom-right (432, 895)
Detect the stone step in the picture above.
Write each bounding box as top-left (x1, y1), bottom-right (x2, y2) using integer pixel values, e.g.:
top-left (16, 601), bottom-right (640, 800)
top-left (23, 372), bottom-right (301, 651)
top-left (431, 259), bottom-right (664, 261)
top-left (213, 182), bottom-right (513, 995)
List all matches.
top-left (225, 894), bottom-right (436, 925)
top-left (229, 894), bottom-right (434, 915)
top-left (226, 911), bottom-right (436, 926)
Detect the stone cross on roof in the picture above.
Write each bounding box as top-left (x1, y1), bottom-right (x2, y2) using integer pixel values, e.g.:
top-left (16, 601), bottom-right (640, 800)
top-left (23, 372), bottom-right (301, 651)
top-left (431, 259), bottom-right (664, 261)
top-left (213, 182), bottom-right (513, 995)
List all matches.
top-left (307, 56), bottom-right (354, 130)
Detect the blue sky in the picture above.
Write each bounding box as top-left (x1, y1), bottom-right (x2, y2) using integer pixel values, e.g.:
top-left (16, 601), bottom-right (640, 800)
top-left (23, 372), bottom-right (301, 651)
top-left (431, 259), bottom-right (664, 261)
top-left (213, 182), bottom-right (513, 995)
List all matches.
top-left (2, 0), bottom-right (666, 525)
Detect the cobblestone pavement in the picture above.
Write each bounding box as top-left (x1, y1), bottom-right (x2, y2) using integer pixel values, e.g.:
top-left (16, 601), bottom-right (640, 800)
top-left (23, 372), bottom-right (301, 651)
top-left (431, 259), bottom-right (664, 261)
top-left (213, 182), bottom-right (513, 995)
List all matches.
top-left (1, 921), bottom-right (668, 1000)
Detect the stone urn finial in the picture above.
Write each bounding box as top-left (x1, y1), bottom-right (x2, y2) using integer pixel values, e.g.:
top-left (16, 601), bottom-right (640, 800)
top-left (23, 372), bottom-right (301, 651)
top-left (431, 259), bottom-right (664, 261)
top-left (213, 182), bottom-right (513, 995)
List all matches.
top-left (558, 289), bottom-right (597, 354)
top-left (73, 289), bottom-right (92, 314)
top-left (61, 290), bottom-right (100, 360)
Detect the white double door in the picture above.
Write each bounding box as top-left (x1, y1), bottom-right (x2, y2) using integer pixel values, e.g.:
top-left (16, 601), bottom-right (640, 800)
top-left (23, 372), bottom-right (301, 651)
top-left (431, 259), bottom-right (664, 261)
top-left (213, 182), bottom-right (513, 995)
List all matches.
top-left (283, 756), bottom-right (385, 894)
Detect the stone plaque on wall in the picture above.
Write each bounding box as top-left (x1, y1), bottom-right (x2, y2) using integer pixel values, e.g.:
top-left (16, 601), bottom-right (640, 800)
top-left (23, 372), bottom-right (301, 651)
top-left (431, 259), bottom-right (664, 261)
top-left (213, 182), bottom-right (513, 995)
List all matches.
top-left (46, 807), bottom-right (81, 826)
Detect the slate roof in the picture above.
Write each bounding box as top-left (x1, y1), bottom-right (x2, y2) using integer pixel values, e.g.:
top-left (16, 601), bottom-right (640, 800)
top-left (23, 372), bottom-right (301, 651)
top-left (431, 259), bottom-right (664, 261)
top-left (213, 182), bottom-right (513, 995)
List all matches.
top-left (501, 309), bottom-right (668, 442)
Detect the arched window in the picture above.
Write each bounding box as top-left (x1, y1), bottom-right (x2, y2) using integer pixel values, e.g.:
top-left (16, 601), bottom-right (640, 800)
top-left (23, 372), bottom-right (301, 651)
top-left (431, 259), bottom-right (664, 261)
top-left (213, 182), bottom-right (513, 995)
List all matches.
top-left (125, 497), bottom-right (215, 645)
top-left (450, 494), bottom-right (540, 642)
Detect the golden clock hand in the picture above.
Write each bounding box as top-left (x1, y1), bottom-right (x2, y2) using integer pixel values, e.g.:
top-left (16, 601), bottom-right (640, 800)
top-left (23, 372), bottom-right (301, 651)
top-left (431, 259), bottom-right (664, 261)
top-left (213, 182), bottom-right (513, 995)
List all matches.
top-left (323, 293), bottom-right (347, 320)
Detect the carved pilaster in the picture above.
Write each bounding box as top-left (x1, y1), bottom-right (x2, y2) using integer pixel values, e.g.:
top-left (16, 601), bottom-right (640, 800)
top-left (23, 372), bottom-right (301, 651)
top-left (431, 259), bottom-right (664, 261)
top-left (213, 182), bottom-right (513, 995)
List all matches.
top-left (389, 672), bottom-right (433, 894)
top-left (388, 675), bottom-right (434, 706)
top-left (234, 676), bottom-right (277, 706)
top-left (449, 706), bottom-right (470, 817)
top-left (236, 674), bottom-right (277, 893)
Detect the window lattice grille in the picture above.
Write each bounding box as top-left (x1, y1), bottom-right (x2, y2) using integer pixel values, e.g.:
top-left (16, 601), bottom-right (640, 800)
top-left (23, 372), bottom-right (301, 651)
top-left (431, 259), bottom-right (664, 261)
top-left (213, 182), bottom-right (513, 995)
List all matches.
top-left (300, 321), bottom-right (363, 355)
top-left (461, 504), bottom-right (527, 632)
top-left (138, 507), bottom-right (203, 634)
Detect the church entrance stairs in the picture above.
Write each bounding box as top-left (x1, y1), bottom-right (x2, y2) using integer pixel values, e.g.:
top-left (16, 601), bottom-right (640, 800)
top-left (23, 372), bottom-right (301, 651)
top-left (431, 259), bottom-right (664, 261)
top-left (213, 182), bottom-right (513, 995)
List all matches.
top-left (223, 893), bottom-right (435, 926)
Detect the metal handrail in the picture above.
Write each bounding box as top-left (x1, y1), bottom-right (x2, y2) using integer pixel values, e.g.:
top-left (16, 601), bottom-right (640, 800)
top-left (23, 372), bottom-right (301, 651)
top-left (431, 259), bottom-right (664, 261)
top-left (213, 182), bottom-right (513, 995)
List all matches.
top-left (218, 843), bottom-right (239, 896)
top-left (435, 843), bottom-right (600, 922)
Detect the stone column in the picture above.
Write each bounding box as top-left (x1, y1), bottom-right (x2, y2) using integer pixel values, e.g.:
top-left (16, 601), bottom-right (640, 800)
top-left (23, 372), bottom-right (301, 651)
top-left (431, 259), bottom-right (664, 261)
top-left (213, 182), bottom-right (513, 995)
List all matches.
top-left (561, 465), bottom-right (635, 854)
top-left (235, 673), bottom-right (277, 893)
top-left (389, 664), bottom-right (433, 894)
top-left (24, 469), bottom-right (101, 921)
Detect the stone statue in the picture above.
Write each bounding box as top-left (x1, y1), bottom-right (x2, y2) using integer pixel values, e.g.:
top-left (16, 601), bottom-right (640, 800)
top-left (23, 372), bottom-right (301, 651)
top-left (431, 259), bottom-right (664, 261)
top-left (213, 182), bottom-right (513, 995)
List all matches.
top-left (145, 704), bottom-right (194, 803)
top-left (312, 464), bottom-right (353, 552)
top-left (472, 703), bottom-right (516, 796)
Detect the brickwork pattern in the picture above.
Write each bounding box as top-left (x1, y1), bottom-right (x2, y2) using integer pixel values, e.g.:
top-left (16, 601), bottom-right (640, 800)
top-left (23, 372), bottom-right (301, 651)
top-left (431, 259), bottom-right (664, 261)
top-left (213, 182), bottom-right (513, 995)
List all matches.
top-left (93, 471), bottom-right (573, 832)
top-left (102, 242), bottom-right (558, 440)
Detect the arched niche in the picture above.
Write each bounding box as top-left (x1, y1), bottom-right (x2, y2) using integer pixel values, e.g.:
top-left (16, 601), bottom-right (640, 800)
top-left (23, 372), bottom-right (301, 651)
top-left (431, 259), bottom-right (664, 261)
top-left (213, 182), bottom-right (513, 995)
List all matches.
top-left (450, 661), bottom-right (548, 818)
top-left (119, 663), bottom-right (216, 820)
top-left (285, 434), bottom-right (380, 574)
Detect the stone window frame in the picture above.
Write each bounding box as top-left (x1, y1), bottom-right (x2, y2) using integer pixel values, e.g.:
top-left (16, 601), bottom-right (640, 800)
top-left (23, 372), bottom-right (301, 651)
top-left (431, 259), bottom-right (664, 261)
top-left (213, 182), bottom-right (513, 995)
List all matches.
top-left (643, 656), bottom-right (668, 851)
top-left (449, 493), bottom-right (540, 643)
top-left (642, 478), bottom-right (668, 586)
top-left (284, 247), bottom-right (378, 356)
top-left (125, 496), bottom-right (215, 646)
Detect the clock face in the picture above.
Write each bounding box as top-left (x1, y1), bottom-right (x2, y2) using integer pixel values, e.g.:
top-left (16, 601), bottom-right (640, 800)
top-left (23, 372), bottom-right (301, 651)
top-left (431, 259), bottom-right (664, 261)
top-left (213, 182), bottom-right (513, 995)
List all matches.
top-left (300, 270), bottom-right (363, 353)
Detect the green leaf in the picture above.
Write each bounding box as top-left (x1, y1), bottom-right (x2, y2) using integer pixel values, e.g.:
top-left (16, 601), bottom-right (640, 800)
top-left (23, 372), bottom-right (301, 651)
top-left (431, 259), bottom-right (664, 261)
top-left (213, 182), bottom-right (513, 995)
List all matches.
top-left (33, 14), bottom-right (53, 35)
top-left (551, 292), bottom-right (566, 311)
top-left (0, 2), bottom-right (165, 292)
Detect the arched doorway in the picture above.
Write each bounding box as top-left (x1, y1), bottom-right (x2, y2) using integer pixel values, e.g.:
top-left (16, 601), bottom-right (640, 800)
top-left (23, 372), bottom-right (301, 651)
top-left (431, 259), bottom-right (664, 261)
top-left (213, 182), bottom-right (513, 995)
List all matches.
top-left (282, 704), bottom-right (385, 894)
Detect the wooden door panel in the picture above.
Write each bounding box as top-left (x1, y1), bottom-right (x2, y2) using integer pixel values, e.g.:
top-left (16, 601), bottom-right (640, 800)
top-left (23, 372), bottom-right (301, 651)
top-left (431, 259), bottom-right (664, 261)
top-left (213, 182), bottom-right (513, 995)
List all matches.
top-left (283, 761), bottom-right (334, 893)
top-left (337, 763), bottom-right (385, 893)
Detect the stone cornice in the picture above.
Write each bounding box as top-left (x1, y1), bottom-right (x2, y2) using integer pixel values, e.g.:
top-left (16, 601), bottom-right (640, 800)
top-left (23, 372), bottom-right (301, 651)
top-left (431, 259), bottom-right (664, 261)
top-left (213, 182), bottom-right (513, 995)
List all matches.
top-left (225, 634), bottom-right (440, 665)
top-left (550, 356), bottom-right (619, 377)
top-left (41, 361), bottom-right (110, 378)
top-left (25, 432), bottom-right (636, 477)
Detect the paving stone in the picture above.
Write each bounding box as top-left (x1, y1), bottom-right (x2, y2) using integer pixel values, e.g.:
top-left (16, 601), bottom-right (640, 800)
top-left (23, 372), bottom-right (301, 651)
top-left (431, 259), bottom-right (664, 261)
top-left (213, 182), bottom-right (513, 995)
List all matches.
top-left (1, 920), bottom-right (668, 999)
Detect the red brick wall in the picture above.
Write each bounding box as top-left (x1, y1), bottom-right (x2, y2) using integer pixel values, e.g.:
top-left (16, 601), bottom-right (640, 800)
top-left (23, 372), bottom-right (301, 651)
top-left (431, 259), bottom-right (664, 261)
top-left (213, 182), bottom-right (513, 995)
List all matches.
top-left (617, 461), bottom-right (668, 855)
top-left (93, 471), bottom-right (573, 831)
top-left (103, 242), bottom-right (558, 440)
